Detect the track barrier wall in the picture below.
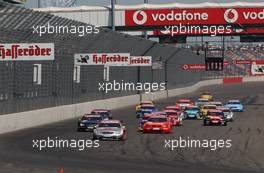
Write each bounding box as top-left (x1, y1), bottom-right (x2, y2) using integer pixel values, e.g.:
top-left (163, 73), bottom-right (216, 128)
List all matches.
top-left (1, 76), bottom-right (264, 134)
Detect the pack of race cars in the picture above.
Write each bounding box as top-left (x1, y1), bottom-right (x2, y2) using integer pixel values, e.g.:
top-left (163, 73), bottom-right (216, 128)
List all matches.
top-left (76, 92), bottom-right (244, 140)
top-left (136, 92), bottom-right (243, 133)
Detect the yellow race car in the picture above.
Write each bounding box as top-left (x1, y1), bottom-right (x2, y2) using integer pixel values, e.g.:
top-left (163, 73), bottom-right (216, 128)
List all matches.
top-left (200, 92), bottom-right (213, 101)
top-left (200, 104), bottom-right (217, 118)
top-left (135, 101), bottom-right (154, 112)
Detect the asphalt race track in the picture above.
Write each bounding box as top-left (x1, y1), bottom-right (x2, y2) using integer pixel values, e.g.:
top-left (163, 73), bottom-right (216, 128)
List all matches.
top-left (0, 82), bottom-right (264, 173)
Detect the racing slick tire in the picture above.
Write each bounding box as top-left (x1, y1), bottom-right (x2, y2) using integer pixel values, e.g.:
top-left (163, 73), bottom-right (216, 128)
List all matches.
top-left (119, 132), bottom-right (127, 141)
top-left (203, 120), bottom-right (209, 126)
top-left (93, 135), bottom-right (98, 141)
top-left (221, 122), bottom-right (227, 126)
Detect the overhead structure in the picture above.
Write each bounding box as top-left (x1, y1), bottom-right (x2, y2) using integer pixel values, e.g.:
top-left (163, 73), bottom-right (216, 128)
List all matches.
top-left (3, 0), bottom-right (26, 4)
top-left (35, 2), bottom-right (264, 42)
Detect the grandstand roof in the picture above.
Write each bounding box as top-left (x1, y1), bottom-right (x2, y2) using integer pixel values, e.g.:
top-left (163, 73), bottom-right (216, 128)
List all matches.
top-left (35, 2), bottom-right (264, 12)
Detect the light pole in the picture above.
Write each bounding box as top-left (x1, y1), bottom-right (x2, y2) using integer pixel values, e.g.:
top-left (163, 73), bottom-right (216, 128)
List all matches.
top-left (111, 0), bottom-right (116, 31)
top-left (143, 0), bottom-right (148, 39)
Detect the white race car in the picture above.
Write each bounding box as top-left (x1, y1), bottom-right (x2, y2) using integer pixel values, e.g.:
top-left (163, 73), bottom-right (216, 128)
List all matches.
top-left (93, 120), bottom-right (127, 141)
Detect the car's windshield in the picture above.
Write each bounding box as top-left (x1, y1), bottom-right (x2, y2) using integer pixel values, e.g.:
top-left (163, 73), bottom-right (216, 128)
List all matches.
top-left (178, 102), bottom-right (190, 104)
top-left (198, 100), bottom-right (208, 103)
top-left (148, 118), bottom-right (167, 122)
top-left (98, 123), bottom-right (121, 128)
top-left (166, 112), bottom-right (178, 115)
top-left (81, 117), bottom-right (102, 121)
top-left (167, 108), bottom-right (180, 111)
top-left (222, 110), bottom-right (231, 113)
top-left (92, 111), bottom-right (109, 114)
top-left (203, 106), bottom-right (216, 109)
top-left (228, 101), bottom-right (240, 104)
top-left (186, 107), bottom-right (199, 111)
top-left (208, 112), bottom-right (224, 117)
top-left (141, 106), bottom-right (154, 109)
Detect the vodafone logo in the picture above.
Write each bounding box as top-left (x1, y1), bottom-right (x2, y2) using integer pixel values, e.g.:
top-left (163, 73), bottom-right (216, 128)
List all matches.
top-left (133, 10), bottom-right (147, 25)
top-left (182, 64), bottom-right (189, 70)
top-left (224, 9), bottom-right (238, 23)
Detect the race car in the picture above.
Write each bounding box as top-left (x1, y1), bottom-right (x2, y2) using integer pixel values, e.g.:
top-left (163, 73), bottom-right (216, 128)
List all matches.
top-left (224, 100), bottom-right (244, 112)
top-left (91, 109), bottom-right (113, 120)
top-left (208, 101), bottom-right (224, 109)
top-left (176, 99), bottom-right (193, 110)
top-left (200, 92), bottom-right (213, 101)
top-left (184, 105), bottom-right (201, 119)
top-left (137, 112), bottom-right (167, 131)
top-left (135, 101), bottom-right (154, 112)
top-left (219, 107), bottom-right (234, 122)
top-left (136, 104), bottom-right (157, 118)
top-left (165, 105), bottom-right (182, 112)
top-left (77, 114), bottom-right (103, 132)
top-left (162, 110), bottom-right (183, 126)
top-left (195, 98), bottom-right (209, 107)
top-left (93, 120), bottom-right (127, 141)
top-left (203, 109), bottom-right (227, 126)
top-left (143, 115), bottom-right (172, 133)
top-left (200, 104), bottom-right (217, 117)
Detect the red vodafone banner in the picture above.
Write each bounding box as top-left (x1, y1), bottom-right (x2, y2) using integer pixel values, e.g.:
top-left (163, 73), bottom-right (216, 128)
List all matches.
top-left (251, 60), bottom-right (264, 76)
top-left (182, 64), bottom-right (205, 70)
top-left (235, 60), bottom-right (252, 65)
top-left (182, 62), bottom-right (229, 70)
top-left (125, 8), bottom-right (264, 26)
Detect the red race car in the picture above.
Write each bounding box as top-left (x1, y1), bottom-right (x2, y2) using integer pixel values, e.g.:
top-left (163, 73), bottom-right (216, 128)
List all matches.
top-left (162, 110), bottom-right (183, 126)
top-left (165, 105), bottom-right (182, 112)
top-left (203, 109), bottom-right (227, 126)
top-left (176, 99), bottom-right (193, 110)
top-left (143, 115), bottom-right (172, 133)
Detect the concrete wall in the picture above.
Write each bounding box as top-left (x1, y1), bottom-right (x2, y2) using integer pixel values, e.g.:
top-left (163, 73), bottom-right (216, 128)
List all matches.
top-left (1, 76), bottom-right (264, 135)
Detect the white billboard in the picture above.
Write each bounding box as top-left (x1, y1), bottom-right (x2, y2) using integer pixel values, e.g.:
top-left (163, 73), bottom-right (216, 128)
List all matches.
top-left (74, 54), bottom-right (152, 67)
top-left (251, 60), bottom-right (264, 76)
top-left (129, 56), bottom-right (152, 66)
top-left (74, 53), bottom-right (130, 66)
top-left (0, 43), bottom-right (54, 61)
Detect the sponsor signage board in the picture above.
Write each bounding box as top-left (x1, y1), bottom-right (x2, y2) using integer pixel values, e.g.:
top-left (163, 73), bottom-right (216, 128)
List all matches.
top-left (235, 60), bottom-right (252, 64)
top-left (74, 53), bottom-right (152, 66)
top-left (0, 43), bottom-right (54, 61)
top-left (130, 56), bottom-right (152, 66)
top-left (74, 53), bottom-right (130, 66)
top-left (251, 60), bottom-right (264, 76)
top-left (126, 8), bottom-right (264, 26)
top-left (182, 62), bottom-right (229, 70)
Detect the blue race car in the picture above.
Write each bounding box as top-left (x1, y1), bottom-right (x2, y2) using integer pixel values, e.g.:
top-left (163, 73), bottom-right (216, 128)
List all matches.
top-left (77, 114), bottom-right (103, 132)
top-left (136, 104), bottom-right (157, 118)
top-left (225, 100), bottom-right (244, 112)
top-left (184, 106), bottom-right (201, 119)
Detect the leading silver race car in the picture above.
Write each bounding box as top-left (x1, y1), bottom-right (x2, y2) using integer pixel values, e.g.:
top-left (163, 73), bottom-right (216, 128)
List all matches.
top-left (93, 120), bottom-right (127, 141)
